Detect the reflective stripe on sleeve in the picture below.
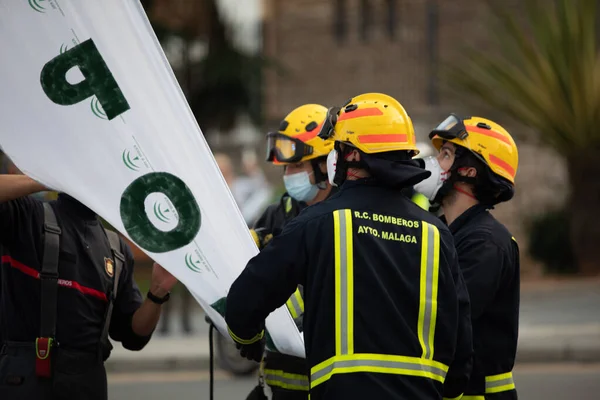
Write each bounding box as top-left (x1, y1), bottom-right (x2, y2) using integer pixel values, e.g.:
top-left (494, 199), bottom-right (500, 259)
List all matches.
top-left (227, 326), bottom-right (264, 345)
top-left (485, 371), bottom-right (516, 394)
top-left (286, 287), bottom-right (305, 319)
top-left (264, 369), bottom-right (309, 391)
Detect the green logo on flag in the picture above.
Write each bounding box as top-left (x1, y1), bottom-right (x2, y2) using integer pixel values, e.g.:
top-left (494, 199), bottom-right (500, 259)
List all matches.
top-left (153, 201), bottom-right (171, 223)
top-left (185, 252), bottom-right (202, 273)
top-left (91, 97), bottom-right (108, 119)
top-left (122, 149), bottom-right (141, 171)
top-left (28, 0), bottom-right (46, 13)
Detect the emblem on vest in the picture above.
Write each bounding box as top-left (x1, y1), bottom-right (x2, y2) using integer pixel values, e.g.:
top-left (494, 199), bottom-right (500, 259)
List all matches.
top-left (104, 257), bottom-right (114, 278)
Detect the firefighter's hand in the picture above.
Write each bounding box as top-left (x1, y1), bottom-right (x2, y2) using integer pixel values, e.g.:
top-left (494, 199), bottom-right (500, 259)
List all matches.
top-left (235, 338), bottom-right (265, 362)
top-left (250, 228), bottom-right (274, 250)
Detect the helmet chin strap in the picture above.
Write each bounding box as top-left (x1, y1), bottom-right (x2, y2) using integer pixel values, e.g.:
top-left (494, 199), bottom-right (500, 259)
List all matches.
top-left (311, 158), bottom-right (328, 189)
top-left (453, 185), bottom-right (477, 200)
top-left (332, 142), bottom-right (364, 186)
top-left (432, 159), bottom-right (474, 204)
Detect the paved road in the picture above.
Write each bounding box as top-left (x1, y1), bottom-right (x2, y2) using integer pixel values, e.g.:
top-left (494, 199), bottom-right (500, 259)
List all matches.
top-left (520, 280), bottom-right (600, 327)
top-left (108, 363), bottom-right (600, 400)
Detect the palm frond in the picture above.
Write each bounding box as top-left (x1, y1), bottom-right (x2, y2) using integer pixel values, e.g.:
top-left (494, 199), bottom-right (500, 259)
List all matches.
top-left (448, 0), bottom-right (600, 155)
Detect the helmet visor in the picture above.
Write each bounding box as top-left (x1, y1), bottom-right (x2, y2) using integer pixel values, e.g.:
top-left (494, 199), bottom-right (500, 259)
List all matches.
top-left (317, 107), bottom-right (341, 140)
top-left (266, 132), bottom-right (313, 163)
top-left (429, 114), bottom-right (469, 141)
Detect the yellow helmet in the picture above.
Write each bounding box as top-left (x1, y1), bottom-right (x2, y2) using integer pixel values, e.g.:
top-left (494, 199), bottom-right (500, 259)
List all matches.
top-left (317, 93), bottom-right (419, 155)
top-left (429, 114), bottom-right (518, 184)
top-left (266, 104), bottom-right (334, 165)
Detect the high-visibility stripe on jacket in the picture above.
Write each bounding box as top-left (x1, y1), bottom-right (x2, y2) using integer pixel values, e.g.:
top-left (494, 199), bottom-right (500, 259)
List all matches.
top-left (485, 371), bottom-right (515, 394)
top-left (264, 368), bottom-right (309, 391)
top-left (286, 287), bottom-right (305, 320)
top-left (460, 371), bottom-right (515, 399)
top-left (309, 209), bottom-right (448, 389)
top-left (225, 180), bottom-right (473, 400)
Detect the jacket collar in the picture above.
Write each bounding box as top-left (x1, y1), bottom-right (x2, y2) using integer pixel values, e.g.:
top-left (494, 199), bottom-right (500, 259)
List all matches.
top-left (447, 203), bottom-right (491, 234)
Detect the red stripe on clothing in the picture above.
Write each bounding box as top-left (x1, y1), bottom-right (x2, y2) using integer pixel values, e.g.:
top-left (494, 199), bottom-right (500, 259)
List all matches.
top-left (1, 255), bottom-right (108, 302)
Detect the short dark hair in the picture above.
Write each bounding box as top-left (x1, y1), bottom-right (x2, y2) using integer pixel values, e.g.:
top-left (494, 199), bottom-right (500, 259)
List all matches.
top-left (454, 147), bottom-right (514, 204)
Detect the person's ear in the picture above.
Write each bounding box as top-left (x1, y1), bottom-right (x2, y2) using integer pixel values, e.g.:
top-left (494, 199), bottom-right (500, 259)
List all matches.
top-left (346, 149), bottom-right (361, 162)
top-left (318, 160), bottom-right (327, 174)
top-left (457, 166), bottom-right (477, 178)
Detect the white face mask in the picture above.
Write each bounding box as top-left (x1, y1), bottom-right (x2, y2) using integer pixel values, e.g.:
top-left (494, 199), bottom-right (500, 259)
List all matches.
top-left (326, 150), bottom-right (338, 187)
top-left (283, 171), bottom-right (319, 202)
top-left (413, 156), bottom-right (449, 201)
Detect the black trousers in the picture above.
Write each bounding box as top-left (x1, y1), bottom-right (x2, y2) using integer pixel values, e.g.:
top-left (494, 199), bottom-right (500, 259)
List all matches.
top-left (0, 342), bottom-right (107, 400)
top-left (271, 386), bottom-right (309, 400)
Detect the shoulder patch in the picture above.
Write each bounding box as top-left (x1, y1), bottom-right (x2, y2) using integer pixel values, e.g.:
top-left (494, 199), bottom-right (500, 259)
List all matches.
top-left (104, 257), bottom-right (114, 278)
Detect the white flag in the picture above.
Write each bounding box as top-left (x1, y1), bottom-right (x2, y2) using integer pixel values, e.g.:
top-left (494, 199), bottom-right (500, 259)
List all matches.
top-left (0, 0), bottom-right (304, 357)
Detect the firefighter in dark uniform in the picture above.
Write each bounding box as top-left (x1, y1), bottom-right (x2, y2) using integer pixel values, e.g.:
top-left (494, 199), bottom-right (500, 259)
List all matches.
top-left (226, 93), bottom-right (473, 400)
top-left (0, 171), bottom-right (178, 400)
top-left (246, 103), bottom-right (336, 400)
top-left (414, 115), bottom-right (520, 400)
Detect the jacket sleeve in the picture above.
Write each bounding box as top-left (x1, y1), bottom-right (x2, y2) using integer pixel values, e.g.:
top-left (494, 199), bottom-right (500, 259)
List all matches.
top-left (442, 230), bottom-right (473, 399)
top-left (226, 217), bottom-right (307, 344)
top-left (456, 235), bottom-right (506, 319)
top-left (0, 196), bottom-right (41, 246)
top-left (109, 239), bottom-right (151, 351)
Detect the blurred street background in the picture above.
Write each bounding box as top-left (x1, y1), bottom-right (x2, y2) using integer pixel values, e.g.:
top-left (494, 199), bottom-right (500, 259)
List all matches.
top-left (3, 0), bottom-right (600, 398)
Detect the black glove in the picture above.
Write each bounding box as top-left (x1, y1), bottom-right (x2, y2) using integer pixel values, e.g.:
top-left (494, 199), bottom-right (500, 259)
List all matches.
top-left (235, 337), bottom-right (266, 362)
top-left (250, 228), bottom-right (274, 250)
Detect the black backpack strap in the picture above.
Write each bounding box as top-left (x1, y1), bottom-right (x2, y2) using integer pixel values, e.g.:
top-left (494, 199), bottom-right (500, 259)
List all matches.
top-left (37, 202), bottom-right (61, 378)
top-left (99, 229), bottom-right (124, 358)
top-left (40, 203), bottom-right (61, 340)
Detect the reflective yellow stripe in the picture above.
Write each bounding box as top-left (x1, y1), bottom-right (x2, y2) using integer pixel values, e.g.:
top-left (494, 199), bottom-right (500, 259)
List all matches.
top-left (345, 209), bottom-right (354, 355)
top-left (485, 371), bottom-right (516, 394)
top-left (295, 289), bottom-right (305, 312)
top-left (324, 211), bottom-right (445, 390)
top-left (418, 222), bottom-right (441, 360)
top-left (412, 193), bottom-right (430, 210)
top-left (250, 229), bottom-right (260, 248)
top-left (285, 288), bottom-right (304, 319)
top-left (264, 369), bottom-right (309, 391)
top-left (286, 299), bottom-right (298, 318)
top-left (461, 396), bottom-right (484, 400)
top-left (311, 353), bottom-right (449, 388)
top-left (333, 209), bottom-right (354, 356)
top-left (227, 326), bottom-right (264, 345)
top-left (333, 210), bottom-right (342, 355)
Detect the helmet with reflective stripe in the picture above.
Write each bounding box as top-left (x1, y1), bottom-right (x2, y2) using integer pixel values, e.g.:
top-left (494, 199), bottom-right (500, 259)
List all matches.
top-left (266, 104), bottom-right (333, 165)
top-left (430, 115), bottom-right (518, 185)
top-left (318, 93), bottom-right (419, 155)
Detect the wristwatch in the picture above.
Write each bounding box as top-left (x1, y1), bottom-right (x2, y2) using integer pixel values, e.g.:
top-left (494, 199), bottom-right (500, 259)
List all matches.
top-left (147, 290), bottom-right (171, 305)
